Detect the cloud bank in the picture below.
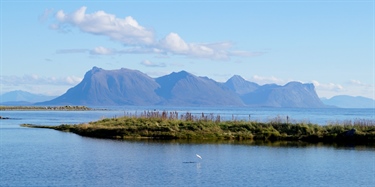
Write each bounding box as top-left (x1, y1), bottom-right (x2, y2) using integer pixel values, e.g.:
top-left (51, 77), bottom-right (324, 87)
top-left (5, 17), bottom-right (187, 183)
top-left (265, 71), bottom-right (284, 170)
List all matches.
top-left (51, 6), bottom-right (259, 60)
top-left (0, 75), bottom-right (82, 86)
top-left (55, 6), bottom-right (154, 45)
top-left (140, 60), bottom-right (166, 67)
top-left (312, 80), bottom-right (343, 92)
top-left (251, 75), bottom-right (287, 85)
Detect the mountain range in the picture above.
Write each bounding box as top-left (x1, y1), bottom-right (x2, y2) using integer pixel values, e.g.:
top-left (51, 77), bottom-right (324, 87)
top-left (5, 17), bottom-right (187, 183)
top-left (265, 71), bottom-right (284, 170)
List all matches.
top-left (36, 67), bottom-right (327, 107)
top-left (0, 90), bottom-right (56, 105)
top-left (321, 95), bottom-right (375, 108)
top-left (2, 67), bottom-right (373, 108)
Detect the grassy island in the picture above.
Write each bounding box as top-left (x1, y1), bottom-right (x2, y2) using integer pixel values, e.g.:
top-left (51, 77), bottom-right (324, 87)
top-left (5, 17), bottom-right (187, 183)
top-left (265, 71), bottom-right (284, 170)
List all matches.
top-left (0, 105), bottom-right (93, 111)
top-left (22, 111), bottom-right (375, 145)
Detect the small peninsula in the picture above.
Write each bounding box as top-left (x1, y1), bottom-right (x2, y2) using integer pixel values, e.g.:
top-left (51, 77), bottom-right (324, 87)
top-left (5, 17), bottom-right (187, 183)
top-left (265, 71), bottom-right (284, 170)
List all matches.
top-left (22, 111), bottom-right (375, 145)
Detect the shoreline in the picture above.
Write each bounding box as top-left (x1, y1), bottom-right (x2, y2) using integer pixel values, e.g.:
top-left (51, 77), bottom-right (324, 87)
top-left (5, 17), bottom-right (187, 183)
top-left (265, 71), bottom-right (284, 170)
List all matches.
top-left (21, 111), bottom-right (375, 146)
top-left (0, 105), bottom-right (95, 111)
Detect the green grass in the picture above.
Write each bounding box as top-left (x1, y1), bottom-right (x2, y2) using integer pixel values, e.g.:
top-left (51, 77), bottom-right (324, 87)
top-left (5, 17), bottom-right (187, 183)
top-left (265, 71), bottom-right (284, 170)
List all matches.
top-left (21, 111), bottom-right (375, 145)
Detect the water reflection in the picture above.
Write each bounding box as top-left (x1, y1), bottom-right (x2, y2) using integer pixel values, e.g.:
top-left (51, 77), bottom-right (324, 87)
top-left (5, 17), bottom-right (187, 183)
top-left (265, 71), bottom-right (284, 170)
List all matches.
top-left (89, 137), bottom-right (375, 151)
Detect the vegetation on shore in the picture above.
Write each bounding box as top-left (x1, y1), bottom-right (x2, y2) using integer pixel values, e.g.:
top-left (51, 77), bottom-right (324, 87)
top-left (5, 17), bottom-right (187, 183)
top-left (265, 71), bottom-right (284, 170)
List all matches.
top-left (0, 105), bottom-right (93, 111)
top-left (22, 111), bottom-right (375, 145)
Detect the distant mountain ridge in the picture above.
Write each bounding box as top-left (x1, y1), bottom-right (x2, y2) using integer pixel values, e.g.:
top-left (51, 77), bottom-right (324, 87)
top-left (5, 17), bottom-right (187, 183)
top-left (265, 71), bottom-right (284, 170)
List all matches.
top-left (321, 95), bottom-right (375, 108)
top-left (0, 90), bottom-right (56, 105)
top-left (37, 67), bottom-right (328, 108)
top-left (240, 82), bottom-right (325, 108)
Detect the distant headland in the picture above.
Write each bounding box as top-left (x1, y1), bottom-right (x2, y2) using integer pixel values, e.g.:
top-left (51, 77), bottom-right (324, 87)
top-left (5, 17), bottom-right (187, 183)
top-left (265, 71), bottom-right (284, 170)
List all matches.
top-left (0, 105), bottom-right (93, 111)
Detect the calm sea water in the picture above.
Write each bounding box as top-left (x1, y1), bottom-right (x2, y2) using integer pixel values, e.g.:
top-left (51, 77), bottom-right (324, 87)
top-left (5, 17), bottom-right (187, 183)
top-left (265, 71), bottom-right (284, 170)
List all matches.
top-left (1, 107), bottom-right (374, 186)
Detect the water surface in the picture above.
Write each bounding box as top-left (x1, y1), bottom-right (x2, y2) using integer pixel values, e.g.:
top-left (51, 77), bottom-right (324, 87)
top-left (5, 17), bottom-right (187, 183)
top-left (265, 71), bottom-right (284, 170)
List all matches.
top-left (1, 108), bottom-right (374, 186)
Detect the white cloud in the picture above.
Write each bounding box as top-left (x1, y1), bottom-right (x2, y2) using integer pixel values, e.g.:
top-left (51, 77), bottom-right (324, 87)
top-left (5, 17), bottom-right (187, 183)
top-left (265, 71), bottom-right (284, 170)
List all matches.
top-left (312, 80), bottom-right (343, 91)
top-left (311, 80), bottom-right (375, 99)
top-left (51, 7), bottom-right (261, 60)
top-left (118, 47), bottom-right (163, 54)
top-left (348, 80), bottom-right (373, 88)
top-left (190, 43), bottom-right (217, 58)
top-left (65, 76), bottom-right (83, 85)
top-left (349, 80), bottom-right (363, 85)
top-left (251, 75), bottom-right (286, 85)
top-left (158, 33), bottom-right (251, 60)
top-left (140, 60), bottom-right (166, 67)
top-left (54, 6), bottom-right (154, 45)
top-left (1, 75), bottom-right (83, 96)
top-left (0, 75), bottom-right (82, 86)
top-left (90, 46), bottom-right (114, 55)
top-left (160, 33), bottom-right (189, 53)
top-left (345, 80), bottom-right (374, 99)
top-left (144, 71), bottom-right (170, 78)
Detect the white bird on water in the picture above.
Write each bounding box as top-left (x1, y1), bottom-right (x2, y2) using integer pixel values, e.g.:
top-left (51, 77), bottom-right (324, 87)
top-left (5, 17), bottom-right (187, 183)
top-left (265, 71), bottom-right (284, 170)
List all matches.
top-left (196, 154), bottom-right (202, 159)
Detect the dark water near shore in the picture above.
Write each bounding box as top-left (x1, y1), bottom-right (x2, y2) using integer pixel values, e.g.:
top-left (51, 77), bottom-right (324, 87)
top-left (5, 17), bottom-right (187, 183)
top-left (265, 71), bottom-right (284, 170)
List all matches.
top-left (1, 107), bottom-right (374, 186)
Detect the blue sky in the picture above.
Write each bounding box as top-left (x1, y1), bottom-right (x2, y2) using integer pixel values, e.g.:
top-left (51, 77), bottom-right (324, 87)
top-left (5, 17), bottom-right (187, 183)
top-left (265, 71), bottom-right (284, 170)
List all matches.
top-left (1, 0), bottom-right (374, 99)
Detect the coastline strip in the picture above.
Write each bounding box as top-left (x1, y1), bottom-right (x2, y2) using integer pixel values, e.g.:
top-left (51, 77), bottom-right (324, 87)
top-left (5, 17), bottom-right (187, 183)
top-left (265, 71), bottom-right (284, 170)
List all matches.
top-left (21, 111), bottom-right (375, 145)
top-left (0, 105), bottom-right (94, 111)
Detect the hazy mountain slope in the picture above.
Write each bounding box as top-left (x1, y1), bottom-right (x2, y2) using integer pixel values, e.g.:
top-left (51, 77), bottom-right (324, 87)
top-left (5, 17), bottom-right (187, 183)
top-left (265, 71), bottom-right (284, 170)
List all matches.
top-left (38, 67), bottom-right (162, 105)
top-left (240, 84), bottom-right (280, 106)
top-left (224, 75), bottom-right (259, 95)
top-left (36, 67), bottom-right (328, 107)
top-left (322, 95), bottom-right (375, 108)
top-left (156, 71), bottom-right (244, 106)
top-left (241, 82), bottom-right (326, 108)
top-left (0, 90), bottom-right (56, 103)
